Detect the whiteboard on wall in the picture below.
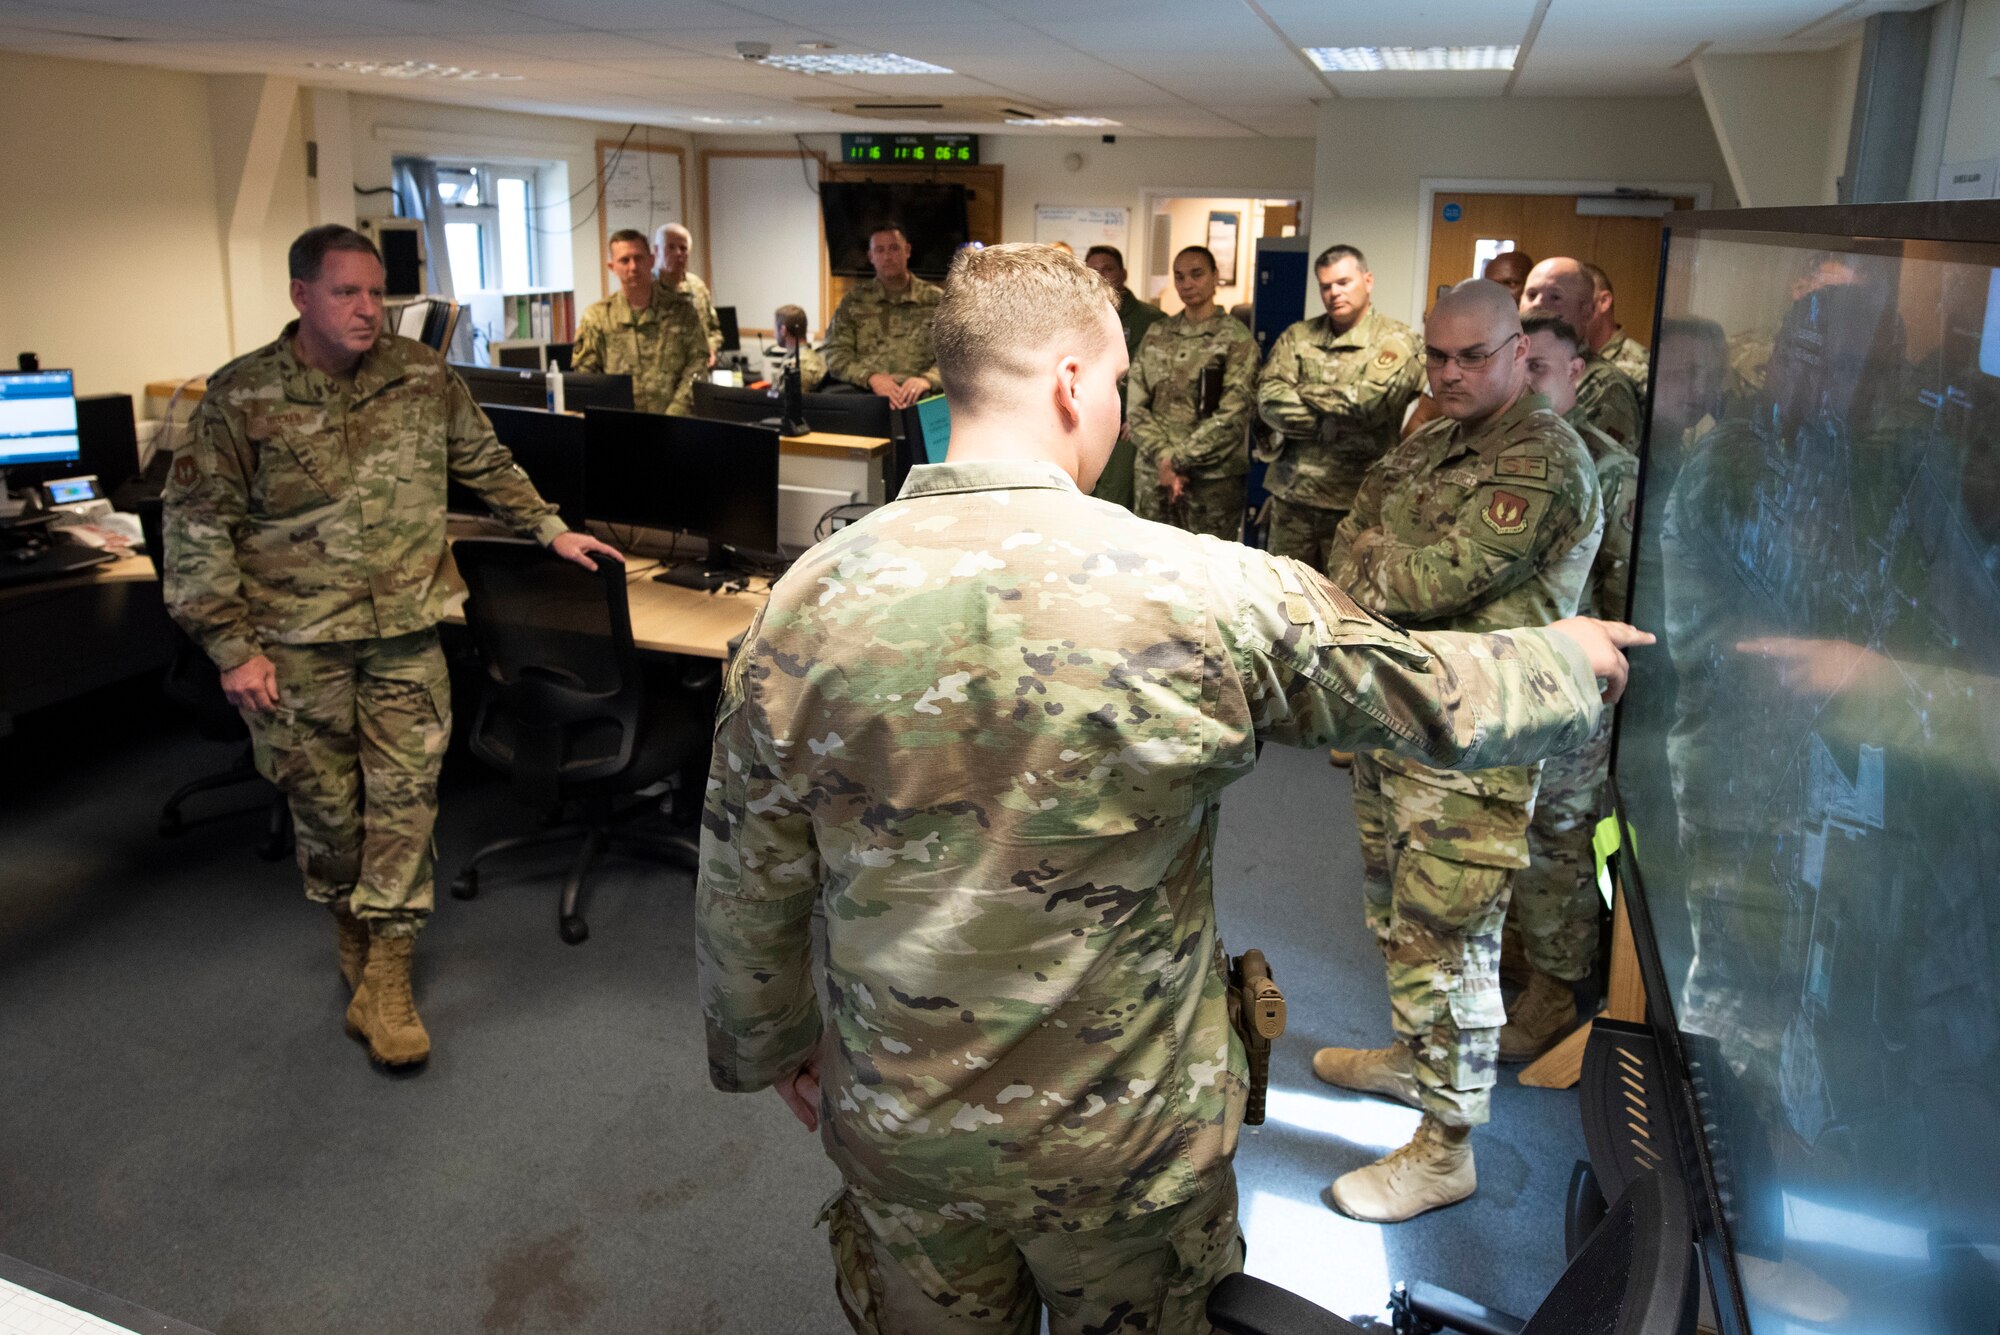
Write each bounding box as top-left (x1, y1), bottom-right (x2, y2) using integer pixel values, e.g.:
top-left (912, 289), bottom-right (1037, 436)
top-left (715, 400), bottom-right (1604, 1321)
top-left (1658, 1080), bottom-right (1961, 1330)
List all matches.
top-left (597, 139), bottom-right (684, 273)
top-left (1033, 205), bottom-right (1130, 260)
top-left (705, 152), bottom-right (825, 339)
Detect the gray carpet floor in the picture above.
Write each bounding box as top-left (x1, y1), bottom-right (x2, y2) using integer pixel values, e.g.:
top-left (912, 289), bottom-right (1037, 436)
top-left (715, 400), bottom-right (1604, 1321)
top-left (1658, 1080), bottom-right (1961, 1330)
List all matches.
top-left (0, 685), bottom-right (1585, 1334)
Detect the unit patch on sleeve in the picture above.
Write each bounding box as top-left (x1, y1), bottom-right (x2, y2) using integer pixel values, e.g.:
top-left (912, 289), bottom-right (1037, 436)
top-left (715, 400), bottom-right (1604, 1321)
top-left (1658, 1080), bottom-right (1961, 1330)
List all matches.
top-left (1481, 488), bottom-right (1531, 536)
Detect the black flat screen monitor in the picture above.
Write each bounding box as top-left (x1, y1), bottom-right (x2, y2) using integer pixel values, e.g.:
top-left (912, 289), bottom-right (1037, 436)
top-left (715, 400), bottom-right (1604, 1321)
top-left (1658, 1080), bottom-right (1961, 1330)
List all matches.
top-left (448, 405), bottom-right (586, 527)
top-left (583, 408), bottom-right (779, 559)
top-left (796, 390), bottom-right (893, 439)
top-left (452, 363), bottom-right (544, 410)
top-left (819, 182), bottom-right (970, 280)
top-left (0, 369), bottom-right (81, 476)
top-left (557, 372), bottom-right (633, 412)
top-left (1612, 199), bottom-right (2000, 1335)
top-left (692, 379), bottom-right (780, 426)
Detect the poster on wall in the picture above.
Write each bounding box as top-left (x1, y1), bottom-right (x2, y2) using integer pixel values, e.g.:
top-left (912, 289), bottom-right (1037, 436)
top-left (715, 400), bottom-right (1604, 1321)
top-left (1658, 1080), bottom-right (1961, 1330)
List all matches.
top-left (1207, 211), bottom-right (1239, 285)
top-left (597, 139), bottom-right (685, 280)
top-left (1033, 205), bottom-right (1130, 260)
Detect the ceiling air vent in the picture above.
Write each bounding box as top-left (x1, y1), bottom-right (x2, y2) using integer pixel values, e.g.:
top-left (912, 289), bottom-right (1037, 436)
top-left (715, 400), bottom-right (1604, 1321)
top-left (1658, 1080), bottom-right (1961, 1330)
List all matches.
top-left (799, 96), bottom-right (1052, 124)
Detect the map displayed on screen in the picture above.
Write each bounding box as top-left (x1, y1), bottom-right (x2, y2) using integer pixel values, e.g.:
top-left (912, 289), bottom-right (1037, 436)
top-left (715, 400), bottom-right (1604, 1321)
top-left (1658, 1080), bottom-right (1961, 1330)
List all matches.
top-left (1614, 226), bottom-right (2000, 1334)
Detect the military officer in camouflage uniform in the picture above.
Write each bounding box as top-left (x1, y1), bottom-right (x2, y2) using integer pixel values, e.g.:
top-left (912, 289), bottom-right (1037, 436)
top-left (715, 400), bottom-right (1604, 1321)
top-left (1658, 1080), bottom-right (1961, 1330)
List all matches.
top-left (823, 222), bottom-right (942, 410)
top-left (654, 221), bottom-right (723, 362)
top-left (1083, 244), bottom-right (1166, 510)
top-left (1499, 314), bottom-right (1640, 1062)
top-left (1318, 280), bottom-right (1604, 1223)
top-left (697, 246), bottom-right (1649, 1333)
top-left (1580, 262), bottom-right (1650, 389)
top-left (775, 304), bottom-right (827, 393)
top-left (573, 228), bottom-right (711, 415)
top-left (163, 225), bottom-right (619, 1067)
top-left (1126, 245), bottom-right (1257, 540)
top-left (1257, 244), bottom-right (1426, 570)
top-left (1521, 257), bottom-right (1642, 447)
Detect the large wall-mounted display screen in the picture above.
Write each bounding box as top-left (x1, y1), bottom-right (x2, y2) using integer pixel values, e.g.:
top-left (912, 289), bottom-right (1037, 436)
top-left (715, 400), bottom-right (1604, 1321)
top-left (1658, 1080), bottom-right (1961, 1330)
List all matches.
top-left (1615, 208), bottom-right (2000, 1335)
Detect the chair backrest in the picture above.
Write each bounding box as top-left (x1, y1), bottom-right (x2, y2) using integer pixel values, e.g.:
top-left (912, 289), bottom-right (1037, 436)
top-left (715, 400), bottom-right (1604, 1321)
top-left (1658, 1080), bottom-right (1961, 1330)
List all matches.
top-left (452, 538), bottom-right (645, 797)
top-left (1522, 1168), bottom-right (1697, 1335)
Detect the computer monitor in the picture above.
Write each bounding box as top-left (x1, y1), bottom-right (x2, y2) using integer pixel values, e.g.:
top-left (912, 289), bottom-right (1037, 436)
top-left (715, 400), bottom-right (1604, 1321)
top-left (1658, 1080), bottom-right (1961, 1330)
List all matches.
top-left (691, 379), bottom-right (781, 426)
top-left (448, 405), bottom-right (586, 527)
top-left (0, 370), bottom-right (82, 479)
top-left (795, 390), bottom-right (893, 439)
top-left (451, 363), bottom-right (544, 410)
top-left (714, 305), bottom-right (741, 354)
top-left (557, 372), bottom-right (634, 413)
top-left (583, 408), bottom-right (779, 563)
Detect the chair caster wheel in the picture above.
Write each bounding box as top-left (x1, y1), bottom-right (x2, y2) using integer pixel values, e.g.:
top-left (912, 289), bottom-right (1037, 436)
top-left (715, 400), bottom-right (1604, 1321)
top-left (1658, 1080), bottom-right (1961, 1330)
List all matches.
top-left (158, 814), bottom-right (184, 838)
top-left (559, 916), bottom-right (589, 945)
top-left (451, 869), bottom-right (478, 900)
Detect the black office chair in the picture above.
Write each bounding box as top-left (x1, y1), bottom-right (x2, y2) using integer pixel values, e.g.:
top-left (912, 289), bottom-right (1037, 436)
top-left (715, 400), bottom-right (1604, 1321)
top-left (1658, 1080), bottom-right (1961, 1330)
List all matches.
top-left (1207, 1168), bottom-right (1697, 1335)
top-left (134, 497), bottom-right (292, 860)
top-left (449, 538), bottom-right (705, 944)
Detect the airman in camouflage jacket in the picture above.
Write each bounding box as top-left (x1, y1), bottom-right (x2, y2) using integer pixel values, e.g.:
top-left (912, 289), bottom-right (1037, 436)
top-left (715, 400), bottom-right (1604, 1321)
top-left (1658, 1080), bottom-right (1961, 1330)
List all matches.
top-left (162, 325), bottom-right (565, 671)
top-left (1597, 329), bottom-right (1650, 395)
top-left (1257, 306), bottom-right (1427, 513)
top-left (698, 457), bottom-right (1606, 1227)
top-left (822, 275), bottom-right (944, 390)
top-left (1574, 352), bottom-right (1643, 448)
top-left (571, 284), bottom-right (710, 416)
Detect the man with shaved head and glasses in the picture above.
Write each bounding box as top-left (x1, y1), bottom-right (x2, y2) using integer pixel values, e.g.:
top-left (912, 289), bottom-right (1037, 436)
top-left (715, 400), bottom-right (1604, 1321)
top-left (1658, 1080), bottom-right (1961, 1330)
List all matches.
top-left (1317, 278), bottom-right (1605, 1223)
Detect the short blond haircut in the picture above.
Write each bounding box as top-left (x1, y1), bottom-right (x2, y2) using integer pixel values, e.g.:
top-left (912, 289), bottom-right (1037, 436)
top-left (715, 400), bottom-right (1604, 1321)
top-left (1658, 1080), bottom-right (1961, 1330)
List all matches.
top-left (934, 243), bottom-right (1117, 414)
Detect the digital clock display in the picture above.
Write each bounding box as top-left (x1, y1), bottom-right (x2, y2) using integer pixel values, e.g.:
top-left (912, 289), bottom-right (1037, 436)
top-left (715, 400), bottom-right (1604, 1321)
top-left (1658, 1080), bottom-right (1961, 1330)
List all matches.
top-left (840, 134), bottom-right (978, 165)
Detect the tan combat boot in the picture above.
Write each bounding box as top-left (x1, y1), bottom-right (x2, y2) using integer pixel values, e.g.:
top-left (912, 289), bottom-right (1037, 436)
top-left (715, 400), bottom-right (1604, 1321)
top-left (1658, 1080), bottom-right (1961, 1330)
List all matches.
top-left (1312, 1042), bottom-right (1422, 1109)
top-left (1499, 968), bottom-right (1580, 1064)
top-left (332, 901), bottom-right (370, 994)
top-left (1329, 1115), bottom-right (1475, 1222)
top-left (1327, 748), bottom-right (1354, 769)
top-left (345, 934), bottom-right (431, 1067)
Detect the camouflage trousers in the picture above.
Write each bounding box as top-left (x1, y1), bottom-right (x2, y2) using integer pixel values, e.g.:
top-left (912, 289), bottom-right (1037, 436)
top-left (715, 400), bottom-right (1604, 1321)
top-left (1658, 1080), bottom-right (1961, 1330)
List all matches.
top-left (245, 628), bottom-right (451, 939)
top-left (1264, 497), bottom-right (1346, 572)
top-left (1136, 471), bottom-right (1247, 543)
top-left (1511, 709), bottom-right (1613, 981)
top-left (1350, 752), bottom-right (1540, 1127)
top-left (822, 1170), bottom-right (1241, 1335)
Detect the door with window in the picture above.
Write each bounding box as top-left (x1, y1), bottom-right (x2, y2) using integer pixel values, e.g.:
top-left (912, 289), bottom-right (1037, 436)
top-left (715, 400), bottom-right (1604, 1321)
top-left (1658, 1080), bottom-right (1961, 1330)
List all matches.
top-left (1424, 191), bottom-right (1694, 351)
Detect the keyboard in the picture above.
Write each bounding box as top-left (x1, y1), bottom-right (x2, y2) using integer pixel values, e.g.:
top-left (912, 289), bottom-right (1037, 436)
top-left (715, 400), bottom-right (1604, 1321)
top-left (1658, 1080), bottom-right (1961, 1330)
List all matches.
top-left (0, 544), bottom-right (117, 588)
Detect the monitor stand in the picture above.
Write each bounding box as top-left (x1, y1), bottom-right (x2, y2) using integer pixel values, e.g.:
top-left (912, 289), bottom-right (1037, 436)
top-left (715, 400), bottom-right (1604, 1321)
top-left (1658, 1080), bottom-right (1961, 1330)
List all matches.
top-left (653, 557), bottom-right (738, 591)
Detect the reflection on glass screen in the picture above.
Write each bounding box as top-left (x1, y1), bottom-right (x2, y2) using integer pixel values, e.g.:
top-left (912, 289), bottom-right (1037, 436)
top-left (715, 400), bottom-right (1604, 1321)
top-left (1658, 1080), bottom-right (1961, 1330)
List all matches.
top-left (1616, 230), bottom-right (2000, 1334)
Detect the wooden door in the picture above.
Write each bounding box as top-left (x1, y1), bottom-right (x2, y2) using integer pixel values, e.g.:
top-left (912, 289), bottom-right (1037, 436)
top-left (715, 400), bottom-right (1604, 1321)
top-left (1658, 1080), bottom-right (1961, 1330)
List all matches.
top-left (1424, 192), bottom-right (1693, 349)
top-left (818, 163), bottom-right (1004, 318)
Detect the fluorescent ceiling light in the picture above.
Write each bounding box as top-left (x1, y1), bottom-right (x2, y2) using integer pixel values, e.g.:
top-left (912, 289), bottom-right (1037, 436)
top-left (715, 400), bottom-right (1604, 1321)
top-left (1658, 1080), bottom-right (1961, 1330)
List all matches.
top-left (688, 115), bottom-right (774, 126)
top-left (1005, 115), bottom-right (1121, 128)
top-left (1305, 45), bottom-right (1517, 72)
top-left (757, 52), bottom-right (952, 75)
top-left (307, 59), bottom-right (522, 81)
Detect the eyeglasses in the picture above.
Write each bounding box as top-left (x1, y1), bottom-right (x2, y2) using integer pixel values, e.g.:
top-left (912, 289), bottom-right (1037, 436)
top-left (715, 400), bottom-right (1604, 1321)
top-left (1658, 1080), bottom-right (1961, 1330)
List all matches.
top-left (1423, 332), bottom-right (1519, 372)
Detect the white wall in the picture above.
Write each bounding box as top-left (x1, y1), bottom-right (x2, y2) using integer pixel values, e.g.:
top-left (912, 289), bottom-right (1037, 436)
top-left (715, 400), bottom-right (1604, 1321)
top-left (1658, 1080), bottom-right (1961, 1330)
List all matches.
top-left (0, 51), bottom-right (237, 402)
top-left (1942, 0), bottom-right (2000, 162)
top-left (1303, 95), bottom-right (1737, 326)
top-left (1692, 43), bottom-right (1861, 208)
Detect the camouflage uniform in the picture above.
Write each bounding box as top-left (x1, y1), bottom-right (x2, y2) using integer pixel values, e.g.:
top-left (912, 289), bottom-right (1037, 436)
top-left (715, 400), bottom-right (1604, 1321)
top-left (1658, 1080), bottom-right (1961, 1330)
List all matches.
top-left (1091, 287), bottom-right (1168, 512)
top-left (698, 457), bottom-right (1604, 1327)
top-left (822, 276), bottom-right (944, 391)
top-left (163, 327), bottom-right (566, 936)
top-left (1257, 307), bottom-right (1425, 571)
top-left (572, 284), bottom-right (709, 416)
top-left (1598, 329), bottom-right (1650, 392)
top-left (1126, 310), bottom-right (1258, 541)
top-left (663, 269), bottom-right (724, 359)
top-left (796, 344), bottom-right (828, 394)
top-left (1513, 416), bottom-right (1638, 981)
top-left (1328, 392), bottom-right (1603, 1125)
top-left (1574, 353), bottom-right (1643, 449)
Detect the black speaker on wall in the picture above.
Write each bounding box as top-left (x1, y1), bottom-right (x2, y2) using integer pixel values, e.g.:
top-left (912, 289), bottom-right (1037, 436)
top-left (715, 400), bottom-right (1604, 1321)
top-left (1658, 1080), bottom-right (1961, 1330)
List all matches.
top-left (76, 392), bottom-right (140, 495)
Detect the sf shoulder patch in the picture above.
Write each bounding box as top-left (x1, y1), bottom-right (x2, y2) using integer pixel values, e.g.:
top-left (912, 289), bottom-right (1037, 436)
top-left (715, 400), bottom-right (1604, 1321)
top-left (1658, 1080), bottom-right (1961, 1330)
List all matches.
top-left (1481, 488), bottom-right (1532, 536)
top-left (1494, 455), bottom-right (1547, 481)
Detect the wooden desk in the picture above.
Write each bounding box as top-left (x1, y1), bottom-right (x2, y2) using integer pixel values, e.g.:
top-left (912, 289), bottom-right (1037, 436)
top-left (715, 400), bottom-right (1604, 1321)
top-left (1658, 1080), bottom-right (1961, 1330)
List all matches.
top-left (0, 550), bottom-right (172, 735)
